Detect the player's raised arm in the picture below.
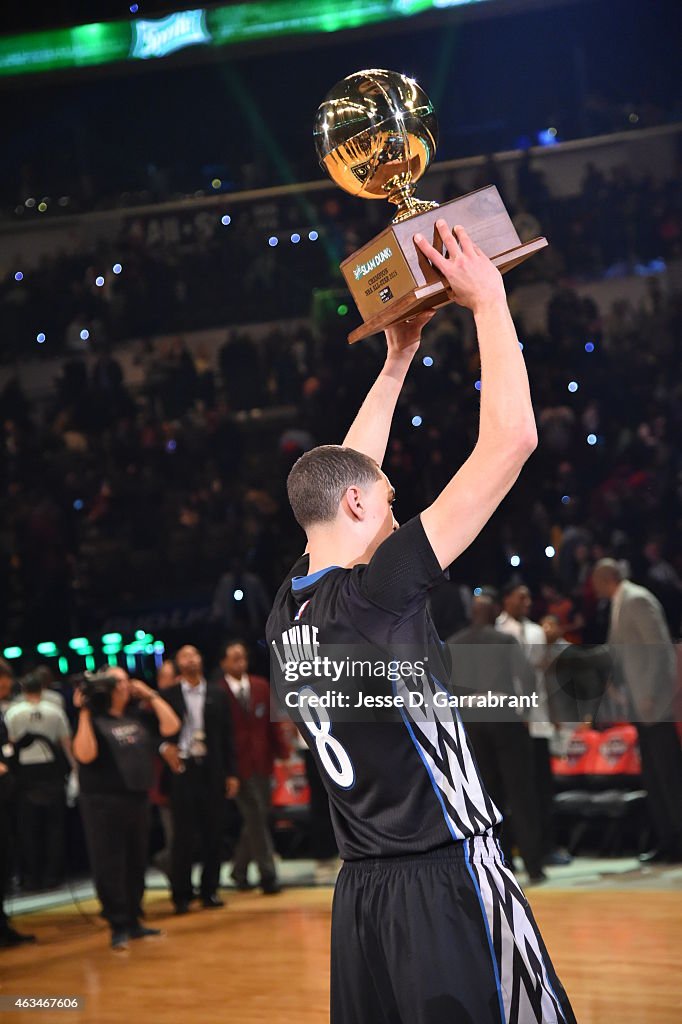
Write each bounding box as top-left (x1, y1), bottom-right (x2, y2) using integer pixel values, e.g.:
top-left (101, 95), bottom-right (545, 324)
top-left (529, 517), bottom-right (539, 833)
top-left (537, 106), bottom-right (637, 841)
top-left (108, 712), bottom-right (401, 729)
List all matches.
top-left (342, 310), bottom-right (435, 466)
top-left (417, 221), bottom-right (537, 571)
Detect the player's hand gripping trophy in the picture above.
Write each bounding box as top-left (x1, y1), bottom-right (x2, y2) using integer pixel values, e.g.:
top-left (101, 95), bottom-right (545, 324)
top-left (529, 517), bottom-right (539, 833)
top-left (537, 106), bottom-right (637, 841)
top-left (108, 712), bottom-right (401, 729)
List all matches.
top-left (314, 69), bottom-right (547, 343)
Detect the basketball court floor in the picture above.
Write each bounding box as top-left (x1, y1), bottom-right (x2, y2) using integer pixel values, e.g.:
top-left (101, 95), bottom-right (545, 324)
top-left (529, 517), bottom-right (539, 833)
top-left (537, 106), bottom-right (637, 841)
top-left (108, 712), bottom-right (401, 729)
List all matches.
top-left (3, 858), bottom-right (681, 1023)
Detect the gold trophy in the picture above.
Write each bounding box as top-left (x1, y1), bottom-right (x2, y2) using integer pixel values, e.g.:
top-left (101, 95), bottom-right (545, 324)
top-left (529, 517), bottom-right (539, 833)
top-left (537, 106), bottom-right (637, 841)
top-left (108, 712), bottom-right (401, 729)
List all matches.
top-left (314, 69), bottom-right (547, 343)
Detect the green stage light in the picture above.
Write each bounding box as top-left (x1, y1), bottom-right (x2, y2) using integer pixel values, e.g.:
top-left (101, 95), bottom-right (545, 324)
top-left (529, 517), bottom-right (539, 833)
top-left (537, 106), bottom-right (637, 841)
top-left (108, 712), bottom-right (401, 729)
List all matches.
top-left (3, 647), bottom-right (22, 659)
top-left (68, 637), bottom-right (90, 651)
top-left (101, 632), bottom-right (123, 645)
top-left (58, 657), bottom-right (69, 674)
top-left (337, 304), bottom-right (349, 316)
top-left (36, 642), bottom-right (59, 656)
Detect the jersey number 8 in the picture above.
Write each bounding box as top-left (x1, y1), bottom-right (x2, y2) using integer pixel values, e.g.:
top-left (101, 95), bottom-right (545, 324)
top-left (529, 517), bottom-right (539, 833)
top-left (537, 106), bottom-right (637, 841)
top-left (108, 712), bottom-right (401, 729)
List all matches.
top-left (299, 686), bottom-right (355, 789)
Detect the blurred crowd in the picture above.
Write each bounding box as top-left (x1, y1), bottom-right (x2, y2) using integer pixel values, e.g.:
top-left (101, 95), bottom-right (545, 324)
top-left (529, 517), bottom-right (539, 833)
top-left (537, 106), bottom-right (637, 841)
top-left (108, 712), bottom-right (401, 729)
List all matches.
top-left (4, 76), bottom-right (680, 221)
top-left (1, 274), bottom-right (681, 650)
top-left (1, 158), bottom-right (681, 364)
top-left (509, 157), bottom-right (680, 276)
top-left (0, 138), bottom-right (681, 654)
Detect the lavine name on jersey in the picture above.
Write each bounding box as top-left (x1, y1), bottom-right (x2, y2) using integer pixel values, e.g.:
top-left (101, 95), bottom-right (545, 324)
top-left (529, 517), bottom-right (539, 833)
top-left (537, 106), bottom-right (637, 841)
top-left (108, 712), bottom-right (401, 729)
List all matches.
top-left (271, 623), bottom-right (320, 669)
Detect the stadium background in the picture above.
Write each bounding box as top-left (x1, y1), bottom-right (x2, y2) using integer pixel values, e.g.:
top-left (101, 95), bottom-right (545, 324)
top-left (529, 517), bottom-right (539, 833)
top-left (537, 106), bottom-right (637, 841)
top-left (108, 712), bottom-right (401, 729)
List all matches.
top-left (0, 0), bottom-right (680, 1020)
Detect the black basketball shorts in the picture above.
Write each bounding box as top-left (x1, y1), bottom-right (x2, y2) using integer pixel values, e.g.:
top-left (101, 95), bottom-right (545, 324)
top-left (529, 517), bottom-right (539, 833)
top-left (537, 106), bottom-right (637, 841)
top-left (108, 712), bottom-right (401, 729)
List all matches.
top-left (330, 835), bottom-right (577, 1024)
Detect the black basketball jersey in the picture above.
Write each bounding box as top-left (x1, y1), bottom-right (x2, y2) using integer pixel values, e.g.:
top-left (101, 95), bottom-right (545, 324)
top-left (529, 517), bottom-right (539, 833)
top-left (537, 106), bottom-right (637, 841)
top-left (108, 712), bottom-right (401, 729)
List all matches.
top-left (266, 515), bottom-right (501, 860)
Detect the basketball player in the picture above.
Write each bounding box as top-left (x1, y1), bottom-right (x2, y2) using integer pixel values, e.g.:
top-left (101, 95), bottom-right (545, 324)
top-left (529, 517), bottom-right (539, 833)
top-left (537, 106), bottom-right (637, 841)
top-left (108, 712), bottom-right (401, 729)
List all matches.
top-left (267, 223), bottom-right (576, 1023)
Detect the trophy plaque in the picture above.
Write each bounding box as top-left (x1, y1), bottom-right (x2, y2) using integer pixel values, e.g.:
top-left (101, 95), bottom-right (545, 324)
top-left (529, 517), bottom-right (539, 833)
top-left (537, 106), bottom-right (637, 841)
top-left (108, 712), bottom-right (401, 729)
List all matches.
top-left (314, 69), bottom-right (548, 343)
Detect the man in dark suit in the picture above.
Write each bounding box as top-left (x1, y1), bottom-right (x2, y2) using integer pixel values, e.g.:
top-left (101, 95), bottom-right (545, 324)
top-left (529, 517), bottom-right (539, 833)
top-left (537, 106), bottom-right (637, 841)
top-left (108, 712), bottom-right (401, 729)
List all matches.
top-left (450, 595), bottom-right (546, 882)
top-left (216, 641), bottom-right (289, 894)
top-left (161, 645), bottom-right (239, 913)
top-left (593, 560), bottom-right (682, 863)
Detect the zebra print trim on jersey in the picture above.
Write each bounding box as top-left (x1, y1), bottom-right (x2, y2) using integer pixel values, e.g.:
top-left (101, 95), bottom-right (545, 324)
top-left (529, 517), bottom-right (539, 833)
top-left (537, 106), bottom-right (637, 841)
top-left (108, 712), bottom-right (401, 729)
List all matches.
top-left (394, 671), bottom-right (502, 840)
top-left (467, 841), bottom-right (572, 1023)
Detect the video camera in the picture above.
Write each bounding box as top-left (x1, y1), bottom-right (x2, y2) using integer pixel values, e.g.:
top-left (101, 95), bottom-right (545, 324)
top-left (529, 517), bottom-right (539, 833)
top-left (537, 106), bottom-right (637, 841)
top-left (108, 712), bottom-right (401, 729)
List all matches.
top-left (73, 670), bottom-right (118, 712)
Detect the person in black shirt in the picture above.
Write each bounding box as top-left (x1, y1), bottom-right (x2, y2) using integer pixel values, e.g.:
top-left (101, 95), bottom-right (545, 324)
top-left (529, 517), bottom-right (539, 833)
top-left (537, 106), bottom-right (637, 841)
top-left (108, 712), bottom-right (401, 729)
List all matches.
top-left (73, 666), bottom-right (180, 951)
top-left (267, 224), bottom-right (576, 1023)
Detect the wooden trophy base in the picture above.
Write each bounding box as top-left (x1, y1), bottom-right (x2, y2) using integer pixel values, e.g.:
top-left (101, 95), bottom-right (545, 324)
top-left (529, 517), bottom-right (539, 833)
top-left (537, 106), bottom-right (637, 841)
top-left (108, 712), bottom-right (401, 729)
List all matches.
top-left (340, 185), bottom-right (548, 344)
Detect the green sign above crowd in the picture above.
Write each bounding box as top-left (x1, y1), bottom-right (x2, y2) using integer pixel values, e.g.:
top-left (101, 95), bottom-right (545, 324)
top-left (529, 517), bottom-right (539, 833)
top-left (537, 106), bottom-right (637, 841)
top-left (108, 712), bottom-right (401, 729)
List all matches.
top-left (0, 0), bottom-right (486, 77)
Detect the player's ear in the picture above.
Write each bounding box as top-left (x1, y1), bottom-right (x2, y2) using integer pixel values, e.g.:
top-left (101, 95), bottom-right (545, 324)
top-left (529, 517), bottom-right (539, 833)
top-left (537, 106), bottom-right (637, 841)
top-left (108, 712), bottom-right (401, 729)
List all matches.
top-left (343, 485), bottom-right (365, 521)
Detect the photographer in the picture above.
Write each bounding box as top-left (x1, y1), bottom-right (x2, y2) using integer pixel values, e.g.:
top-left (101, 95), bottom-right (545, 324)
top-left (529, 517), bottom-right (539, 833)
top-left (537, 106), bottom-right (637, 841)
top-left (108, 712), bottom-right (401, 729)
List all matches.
top-left (73, 666), bottom-right (180, 951)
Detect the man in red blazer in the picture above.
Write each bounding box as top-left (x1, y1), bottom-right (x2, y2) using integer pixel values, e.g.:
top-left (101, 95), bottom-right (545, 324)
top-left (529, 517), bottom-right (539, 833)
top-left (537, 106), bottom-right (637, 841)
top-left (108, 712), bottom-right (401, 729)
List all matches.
top-left (217, 641), bottom-right (290, 894)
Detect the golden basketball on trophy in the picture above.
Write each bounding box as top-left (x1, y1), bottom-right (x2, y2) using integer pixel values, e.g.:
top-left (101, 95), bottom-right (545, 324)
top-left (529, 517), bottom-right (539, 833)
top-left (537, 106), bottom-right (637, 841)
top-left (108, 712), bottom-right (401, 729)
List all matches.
top-left (314, 69), bottom-right (548, 342)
